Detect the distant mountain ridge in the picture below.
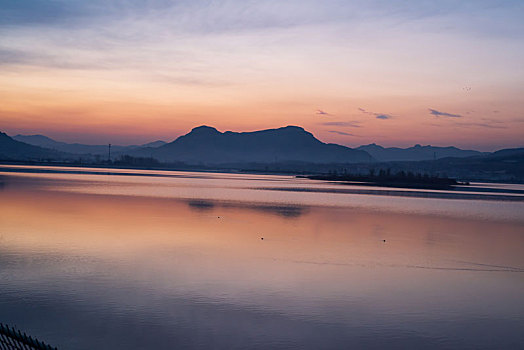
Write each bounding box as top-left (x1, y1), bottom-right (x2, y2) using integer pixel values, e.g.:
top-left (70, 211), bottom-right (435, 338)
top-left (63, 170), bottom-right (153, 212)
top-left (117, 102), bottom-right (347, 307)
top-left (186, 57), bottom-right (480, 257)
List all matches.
top-left (13, 134), bottom-right (166, 155)
top-left (13, 132), bottom-right (488, 163)
top-left (130, 125), bottom-right (373, 164)
top-left (489, 147), bottom-right (524, 158)
top-left (3, 127), bottom-right (522, 180)
top-left (357, 143), bottom-right (486, 162)
top-left (0, 132), bottom-right (64, 160)
top-left (140, 140), bottom-right (167, 148)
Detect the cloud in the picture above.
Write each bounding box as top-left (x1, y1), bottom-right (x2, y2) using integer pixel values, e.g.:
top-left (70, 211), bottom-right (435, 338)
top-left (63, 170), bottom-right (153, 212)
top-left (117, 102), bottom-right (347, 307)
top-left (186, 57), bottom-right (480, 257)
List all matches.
top-left (428, 108), bottom-right (463, 118)
top-left (154, 74), bottom-right (228, 87)
top-left (328, 130), bottom-right (354, 136)
top-left (429, 117), bottom-right (508, 129)
top-left (453, 122), bottom-right (507, 129)
top-left (0, 47), bottom-right (115, 70)
top-left (316, 109), bottom-right (331, 116)
top-left (321, 121), bottom-right (361, 127)
top-left (0, 48), bottom-right (33, 65)
top-left (358, 108), bottom-right (393, 120)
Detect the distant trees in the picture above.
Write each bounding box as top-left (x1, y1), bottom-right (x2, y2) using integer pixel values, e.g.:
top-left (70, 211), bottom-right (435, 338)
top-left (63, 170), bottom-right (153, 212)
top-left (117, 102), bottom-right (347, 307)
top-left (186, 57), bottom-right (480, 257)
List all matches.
top-left (308, 168), bottom-right (462, 188)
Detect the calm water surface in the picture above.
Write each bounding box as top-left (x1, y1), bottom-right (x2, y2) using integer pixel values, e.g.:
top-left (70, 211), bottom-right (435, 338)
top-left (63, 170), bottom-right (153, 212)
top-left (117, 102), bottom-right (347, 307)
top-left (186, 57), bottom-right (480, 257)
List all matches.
top-left (1, 165), bottom-right (523, 349)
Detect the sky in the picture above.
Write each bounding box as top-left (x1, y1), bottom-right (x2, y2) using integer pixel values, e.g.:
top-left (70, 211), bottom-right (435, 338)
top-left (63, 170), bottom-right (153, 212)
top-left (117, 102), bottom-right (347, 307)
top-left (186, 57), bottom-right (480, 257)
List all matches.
top-left (0, 0), bottom-right (523, 150)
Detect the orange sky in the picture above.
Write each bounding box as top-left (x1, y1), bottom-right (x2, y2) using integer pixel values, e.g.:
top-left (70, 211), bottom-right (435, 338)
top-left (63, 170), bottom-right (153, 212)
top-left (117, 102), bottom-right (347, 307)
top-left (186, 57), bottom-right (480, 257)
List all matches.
top-left (1, 1), bottom-right (523, 150)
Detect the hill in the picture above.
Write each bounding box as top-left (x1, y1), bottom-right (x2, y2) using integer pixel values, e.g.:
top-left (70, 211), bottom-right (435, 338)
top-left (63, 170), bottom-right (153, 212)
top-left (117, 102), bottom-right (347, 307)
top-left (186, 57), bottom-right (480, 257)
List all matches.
top-left (336, 148), bottom-right (524, 182)
top-left (0, 132), bottom-right (64, 160)
top-left (130, 125), bottom-right (373, 164)
top-left (13, 134), bottom-right (166, 155)
top-left (356, 143), bottom-right (485, 162)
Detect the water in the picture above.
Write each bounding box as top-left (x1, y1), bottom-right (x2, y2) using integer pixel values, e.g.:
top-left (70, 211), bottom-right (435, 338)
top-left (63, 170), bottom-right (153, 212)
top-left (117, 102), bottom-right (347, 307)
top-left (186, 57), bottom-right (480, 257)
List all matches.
top-left (1, 165), bottom-right (523, 349)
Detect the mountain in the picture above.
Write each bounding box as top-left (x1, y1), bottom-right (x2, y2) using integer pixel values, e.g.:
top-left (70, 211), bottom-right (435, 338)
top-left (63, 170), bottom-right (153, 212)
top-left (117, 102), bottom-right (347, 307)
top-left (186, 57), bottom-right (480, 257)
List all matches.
top-left (3, 127), bottom-right (523, 181)
top-left (0, 132), bottom-right (65, 160)
top-left (328, 147), bottom-right (524, 182)
top-left (13, 134), bottom-right (117, 155)
top-left (12, 134), bottom-right (166, 155)
top-left (405, 147), bottom-right (524, 181)
top-left (11, 134), bottom-right (59, 148)
top-left (356, 143), bottom-right (485, 162)
top-left (130, 125), bottom-right (373, 164)
top-left (140, 140), bottom-right (166, 148)
top-left (488, 147), bottom-right (524, 158)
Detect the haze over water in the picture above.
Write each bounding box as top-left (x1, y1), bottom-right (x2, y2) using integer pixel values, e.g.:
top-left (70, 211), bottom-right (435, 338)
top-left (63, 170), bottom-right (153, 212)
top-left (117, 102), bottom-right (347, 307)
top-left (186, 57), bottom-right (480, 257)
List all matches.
top-left (1, 166), bottom-right (523, 349)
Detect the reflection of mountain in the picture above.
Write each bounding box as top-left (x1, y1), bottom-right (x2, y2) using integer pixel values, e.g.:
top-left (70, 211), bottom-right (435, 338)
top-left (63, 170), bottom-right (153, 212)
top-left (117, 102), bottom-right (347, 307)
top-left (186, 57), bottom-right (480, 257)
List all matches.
top-left (357, 143), bottom-right (485, 162)
top-left (249, 205), bottom-right (305, 218)
top-left (185, 198), bottom-right (306, 218)
top-left (0, 132), bottom-right (64, 160)
top-left (187, 200), bottom-right (215, 211)
top-left (13, 134), bottom-right (166, 155)
top-left (131, 125), bottom-right (372, 164)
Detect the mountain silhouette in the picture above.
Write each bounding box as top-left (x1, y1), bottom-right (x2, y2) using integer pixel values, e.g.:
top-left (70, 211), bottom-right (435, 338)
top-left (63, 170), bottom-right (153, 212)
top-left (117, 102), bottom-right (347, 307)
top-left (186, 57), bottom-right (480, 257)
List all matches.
top-left (130, 125), bottom-right (373, 164)
top-left (400, 147), bottom-right (524, 182)
top-left (140, 140), bottom-right (167, 148)
top-left (13, 134), bottom-right (166, 155)
top-left (357, 143), bottom-right (486, 162)
top-left (488, 147), bottom-right (524, 158)
top-left (0, 132), bottom-right (64, 160)
top-left (2, 128), bottom-right (523, 180)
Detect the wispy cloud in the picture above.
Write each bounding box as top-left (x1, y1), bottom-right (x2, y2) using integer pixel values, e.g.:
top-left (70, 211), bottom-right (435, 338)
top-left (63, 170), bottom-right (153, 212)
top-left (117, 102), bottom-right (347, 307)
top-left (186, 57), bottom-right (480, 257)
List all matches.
top-left (428, 119), bottom-right (508, 129)
top-left (0, 47), bottom-right (115, 70)
top-left (328, 130), bottom-right (354, 136)
top-left (453, 122), bottom-right (507, 129)
top-left (358, 108), bottom-right (393, 120)
top-left (316, 109), bottom-right (331, 116)
top-left (321, 121), bottom-right (361, 127)
top-left (154, 74), bottom-right (228, 87)
top-left (428, 108), bottom-right (463, 118)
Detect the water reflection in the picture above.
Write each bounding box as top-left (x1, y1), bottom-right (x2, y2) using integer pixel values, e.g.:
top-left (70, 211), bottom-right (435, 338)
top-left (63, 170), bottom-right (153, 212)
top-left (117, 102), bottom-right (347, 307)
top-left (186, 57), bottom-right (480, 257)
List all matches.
top-left (0, 167), bottom-right (523, 349)
top-left (187, 199), bottom-right (216, 211)
top-left (187, 199), bottom-right (306, 218)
